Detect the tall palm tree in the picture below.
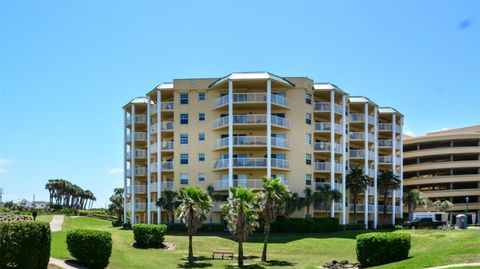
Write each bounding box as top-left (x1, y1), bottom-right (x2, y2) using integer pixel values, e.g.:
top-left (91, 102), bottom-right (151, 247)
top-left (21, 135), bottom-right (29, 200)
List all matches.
top-left (432, 200), bottom-right (453, 213)
top-left (258, 177), bottom-right (290, 261)
top-left (303, 187), bottom-right (314, 218)
top-left (315, 186), bottom-right (341, 216)
top-left (109, 188), bottom-right (124, 222)
top-left (177, 186), bottom-right (212, 265)
top-left (378, 170), bottom-right (401, 224)
top-left (223, 187), bottom-right (259, 267)
top-left (156, 190), bottom-right (179, 224)
top-left (404, 189), bottom-right (429, 221)
top-left (346, 167), bottom-right (370, 224)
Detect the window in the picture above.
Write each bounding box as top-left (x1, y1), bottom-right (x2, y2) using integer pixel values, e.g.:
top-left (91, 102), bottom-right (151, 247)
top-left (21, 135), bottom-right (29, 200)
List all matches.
top-left (198, 173), bottom-right (205, 182)
top-left (199, 133), bottom-right (205, 141)
top-left (306, 113), bottom-right (312, 125)
top-left (180, 153), bottom-right (189, 164)
top-left (198, 92), bottom-right (206, 101)
top-left (306, 92), bottom-right (312, 104)
top-left (180, 113), bottom-right (189, 125)
top-left (306, 133), bottom-right (312, 145)
top-left (198, 153), bottom-right (205, 161)
top-left (180, 93), bottom-right (189, 104)
top-left (306, 153), bottom-right (312, 165)
top-left (181, 173), bottom-right (189, 185)
top-left (306, 174), bottom-right (312, 185)
top-left (199, 113), bottom-right (205, 121)
top-left (180, 133), bottom-right (188, 145)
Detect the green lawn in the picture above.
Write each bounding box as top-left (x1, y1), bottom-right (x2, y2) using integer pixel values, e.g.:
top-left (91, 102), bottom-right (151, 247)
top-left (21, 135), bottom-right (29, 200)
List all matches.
top-left (49, 216), bottom-right (480, 269)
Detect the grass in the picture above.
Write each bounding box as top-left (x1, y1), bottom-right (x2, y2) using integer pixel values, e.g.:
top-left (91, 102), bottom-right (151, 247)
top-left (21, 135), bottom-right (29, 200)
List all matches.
top-left (48, 216), bottom-right (480, 269)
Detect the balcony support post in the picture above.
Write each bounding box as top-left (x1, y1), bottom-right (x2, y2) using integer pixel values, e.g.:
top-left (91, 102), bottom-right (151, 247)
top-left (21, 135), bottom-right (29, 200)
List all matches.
top-left (341, 95), bottom-right (347, 225)
top-left (364, 102), bottom-right (369, 229)
top-left (399, 117), bottom-right (404, 216)
top-left (131, 104), bottom-right (136, 225)
top-left (330, 90), bottom-right (335, 217)
top-left (147, 96), bottom-right (151, 224)
top-left (157, 90), bottom-right (162, 224)
top-left (374, 108), bottom-right (378, 229)
top-left (123, 109), bottom-right (128, 224)
top-left (228, 80), bottom-right (234, 198)
top-left (392, 113), bottom-right (397, 224)
top-left (267, 79), bottom-right (272, 178)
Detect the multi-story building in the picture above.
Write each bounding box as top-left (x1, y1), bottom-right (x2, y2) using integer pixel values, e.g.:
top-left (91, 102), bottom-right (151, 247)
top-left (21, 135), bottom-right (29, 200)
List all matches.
top-left (123, 72), bottom-right (403, 228)
top-left (403, 125), bottom-right (480, 223)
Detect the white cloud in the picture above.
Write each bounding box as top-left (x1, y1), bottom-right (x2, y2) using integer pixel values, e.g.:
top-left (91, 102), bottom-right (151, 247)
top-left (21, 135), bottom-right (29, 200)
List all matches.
top-left (0, 168), bottom-right (7, 175)
top-left (0, 159), bottom-right (14, 166)
top-left (106, 167), bottom-right (123, 175)
top-left (430, 128), bottom-right (451, 133)
top-left (403, 126), bottom-right (416, 137)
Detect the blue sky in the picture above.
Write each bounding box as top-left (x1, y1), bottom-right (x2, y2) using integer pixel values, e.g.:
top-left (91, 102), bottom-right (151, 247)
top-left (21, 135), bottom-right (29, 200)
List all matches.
top-left (0, 0), bottom-right (479, 207)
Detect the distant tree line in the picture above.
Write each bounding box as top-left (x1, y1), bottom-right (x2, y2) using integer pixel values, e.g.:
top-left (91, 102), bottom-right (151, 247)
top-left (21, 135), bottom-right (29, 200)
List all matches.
top-left (45, 179), bottom-right (96, 209)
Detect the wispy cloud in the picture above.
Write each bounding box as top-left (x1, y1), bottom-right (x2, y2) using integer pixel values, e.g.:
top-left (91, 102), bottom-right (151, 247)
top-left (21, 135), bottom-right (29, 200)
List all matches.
top-left (0, 168), bottom-right (7, 175)
top-left (430, 128), bottom-right (450, 133)
top-left (403, 126), bottom-right (416, 137)
top-left (0, 159), bottom-right (14, 166)
top-left (106, 167), bottom-right (123, 175)
top-left (0, 159), bottom-right (14, 175)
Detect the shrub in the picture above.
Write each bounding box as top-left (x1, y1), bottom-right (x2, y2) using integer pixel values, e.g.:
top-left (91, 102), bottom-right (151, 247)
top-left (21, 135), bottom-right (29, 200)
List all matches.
top-left (341, 223), bottom-right (365, 230)
top-left (0, 221), bottom-right (51, 269)
top-left (394, 225), bottom-right (403, 230)
top-left (133, 224), bottom-right (167, 248)
top-left (67, 229), bottom-right (112, 269)
top-left (356, 232), bottom-right (411, 267)
top-left (269, 217), bottom-right (340, 233)
top-left (167, 223), bottom-right (226, 232)
top-left (112, 220), bottom-right (123, 227)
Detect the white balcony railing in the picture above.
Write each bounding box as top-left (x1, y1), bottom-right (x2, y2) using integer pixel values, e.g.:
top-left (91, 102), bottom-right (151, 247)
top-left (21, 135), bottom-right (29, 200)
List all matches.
top-left (314, 122), bottom-right (342, 134)
top-left (149, 141), bottom-right (174, 153)
top-left (315, 202), bottom-right (343, 211)
top-left (150, 122), bottom-right (174, 133)
top-left (150, 102), bottom-right (174, 114)
top-left (349, 114), bottom-right (364, 122)
top-left (378, 139), bottom-right (393, 147)
top-left (314, 162), bottom-right (342, 172)
top-left (313, 142), bottom-right (342, 153)
top-left (127, 132), bottom-right (147, 142)
top-left (349, 150), bottom-right (374, 159)
top-left (349, 132), bottom-right (374, 142)
top-left (127, 114), bottom-right (147, 124)
top-left (212, 115), bottom-right (290, 129)
top-left (211, 179), bottom-right (288, 191)
top-left (134, 184), bottom-right (147, 193)
top-left (211, 93), bottom-right (291, 109)
top-left (126, 167), bottom-right (147, 177)
top-left (314, 182), bottom-right (343, 191)
top-left (313, 102), bottom-right (342, 114)
top-left (211, 136), bottom-right (290, 150)
top-left (379, 155), bottom-right (393, 164)
top-left (212, 158), bottom-right (290, 170)
top-left (150, 162), bottom-right (174, 172)
top-left (149, 181), bottom-right (174, 191)
top-left (271, 115), bottom-right (291, 128)
top-left (126, 149), bottom-right (147, 160)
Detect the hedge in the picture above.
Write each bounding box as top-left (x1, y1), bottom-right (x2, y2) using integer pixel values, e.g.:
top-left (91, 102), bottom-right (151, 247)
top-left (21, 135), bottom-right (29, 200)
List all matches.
top-left (0, 221), bottom-right (51, 269)
top-left (356, 232), bottom-right (411, 267)
top-left (67, 229), bottom-right (112, 269)
top-left (167, 223), bottom-right (226, 232)
top-left (133, 224), bottom-right (168, 248)
top-left (270, 217), bottom-right (339, 233)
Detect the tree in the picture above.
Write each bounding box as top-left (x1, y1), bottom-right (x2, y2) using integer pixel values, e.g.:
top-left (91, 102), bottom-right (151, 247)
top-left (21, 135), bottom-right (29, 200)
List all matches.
top-left (303, 187), bottom-right (314, 218)
top-left (109, 188), bottom-right (124, 222)
top-left (177, 186), bottom-right (212, 265)
top-left (378, 170), bottom-right (401, 224)
top-left (258, 177), bottom-right (290, 261)
top-left (44, 179), bottom-right (95, 209)
top-left (315, 186), bottom-right (341, 216)
top-left (404, 189), bottom-right (428, 221)
top-left (284, 192), bottom-right (304, 217)
top-left (156, 190), bottom-right (179, 224)
top-left (223, 187), bottom-right (259, 267)
top-left (432, 200), bottom-right (453, 213)
top-left (346, 167), bottom-right (370, 224)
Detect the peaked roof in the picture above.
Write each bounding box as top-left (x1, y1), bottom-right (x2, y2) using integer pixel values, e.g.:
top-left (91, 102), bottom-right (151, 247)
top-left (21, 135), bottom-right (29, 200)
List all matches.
top-left (208, 72), bottom-right (295, 88)
top-left (122, 97), bottom-right (149, 109)
top-left (379, 107), bottom-right (403, 116)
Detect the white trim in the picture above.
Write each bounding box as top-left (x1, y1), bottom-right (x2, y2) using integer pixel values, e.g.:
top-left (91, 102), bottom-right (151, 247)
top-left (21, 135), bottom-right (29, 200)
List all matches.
top-left (392, 113), bottom-right (397, 224)
top-left (147, 96), bottom-right (151, 224)
top-left (228, 80), bottom-right (234, 198)
top-left (364, 103), bottom-right (369, 229)
top-left (123, 110), bottom-right (128, 224)
top-left (330, 90), bottom-right (335, 217)
top-left (131, 104), bottom-right (136, 225)
top-left (373, 108), bottom-right (379, 229)
top-left (399, 117), bottom-right (404, 216)
top-left (341, 95), bottom-right (347, 225)
top-left (157, 91), bottom-right (162, 224)
top-left (266, 79), bottom-right (272, 178)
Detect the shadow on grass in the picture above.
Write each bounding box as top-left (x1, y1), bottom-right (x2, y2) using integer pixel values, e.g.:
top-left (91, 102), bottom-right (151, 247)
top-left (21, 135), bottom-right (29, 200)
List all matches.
top-left (177, 256), bottom-right (213, 268)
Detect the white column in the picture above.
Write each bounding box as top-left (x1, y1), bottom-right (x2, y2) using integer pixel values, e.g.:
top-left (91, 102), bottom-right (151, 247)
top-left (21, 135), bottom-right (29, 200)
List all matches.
top-left (156, 91), bottom-right (162, 224)
top-left (373, 108), bottom-right (379, 229)
top-left (131, 104), bottom-right (136, 225)
top-left (228, 80), bottom-right (234, 198)
top-left (266, 79), bottom-right (272, 178)
top-left (392, 113), bottom-right (397, 225)
top-left (330, 90), bottom-right (335, 217)
top-left (399, 117), bottom-right (404, 216)
top-left (123, 110), bottom-right (128, 224)
top-left (147, 96), bottom-right (151, 224)
top-left (341, 95), bottom-right (347, 225)
top-left (364, 103), bottom-right (369, 229)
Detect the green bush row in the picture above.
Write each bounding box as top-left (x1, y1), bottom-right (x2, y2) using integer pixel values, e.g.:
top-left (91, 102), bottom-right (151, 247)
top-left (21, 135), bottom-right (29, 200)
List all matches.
top-left (0, 221), bottom-right (51, 269)
top-left (67, 229), bottom-right (112, 269)
top-left (270, 217), bottom-right (340, 233)
top-left (356, 232), bottom-right (411, 267)
top-left (167, 223), bottom-right (226, 232)
top-left (133, 224), bottom-right (168, 248)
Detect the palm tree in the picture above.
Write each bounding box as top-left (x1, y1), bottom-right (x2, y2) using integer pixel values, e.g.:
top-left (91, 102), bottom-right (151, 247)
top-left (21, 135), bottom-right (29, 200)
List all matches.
top-left (223, 187), bottom-right (259, 267)
top-left (378, 170), bottom-right (401, 224)
top-left (258, 177), bottom-right (290, 261)
top-left (432, 200), bottom-right (453, 213)
top-left (109, 188), bottom-right (125, 222)
top-left (284, 192), bottom-right (304, 217)
top-left (315, 186), bottom-right (341, 216)
top-left (156, 190), bottom-right (179, 224)
top-left (176, 186), bottom-right (212, 265)
top-left (404, 189), bottom-right (429, 221)
top-left (346, 167), bottom-right (370, 224)
top-left (303, 187), bottom-right (314, 218)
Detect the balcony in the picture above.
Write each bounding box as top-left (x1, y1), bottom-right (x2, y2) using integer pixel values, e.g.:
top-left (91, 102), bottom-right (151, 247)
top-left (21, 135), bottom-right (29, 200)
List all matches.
top-left (150, 181), bottom-right (174, 191)
top-left (349, 150), bottom-right (375, 160)
top-left (211, 136), bottom-right (290, 150)
top-left (212, 178), bottom-right (288, 191)
top-left (212, 158), bottom-right (290, 170)
top-left (127, 132), bottom-right (147, 143)
top-left (379, 123), bottom-right (401, 132)
top-left (211, 93), bottom-right (291, 109)
top-left (151, 141), bottom-right (174, 153)
top-left (313, 102), bottom-right (342, 114)
top-left (378, 205), bottom-right (401, 213)
top-left (315, 202), bottom-right (343, 211)
top-left (379, 155), bottom-right (401, 164)
top-left (212, 115), bottom-right (290, 129)
top-left (150, 161), bottom-right (174, 172)
top-left (126, 149), bottom-right (147, 160)
top-left (314, 162), bottom-right (342, 173)
top-left (314, 122), bottom-right (342, 134)
top-left (313, 182), bottom-right (343, 191)
top-left (313, 142), bottom-right (342, 153)
top-left (126, 114), bottom-right (147, 125)
top-left (349, 114), bottom-right (375, 124)
top-left (150, 102), bottom-right (174, 114)
top-left (151, 122), bottom-right (174, 133)
top-left (126, 166), bottom-right (147, 177)
top-left (349, 132), bottom-right (374, 142)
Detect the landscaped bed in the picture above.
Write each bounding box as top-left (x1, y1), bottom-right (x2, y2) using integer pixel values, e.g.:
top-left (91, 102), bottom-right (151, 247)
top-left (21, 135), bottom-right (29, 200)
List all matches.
top-left (48, 216), bottom-right (480, 269)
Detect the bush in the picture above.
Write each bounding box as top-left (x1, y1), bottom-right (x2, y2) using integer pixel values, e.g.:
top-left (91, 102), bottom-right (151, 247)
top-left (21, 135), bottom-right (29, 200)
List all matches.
top-left (167, 223), bottom-right (226, 232)
top-left (112, 220), bottom-right (123, 227)
top-left (67, 229), bottom-right (112, 269)
top-left (356, 232), bottom-right (411, 267)
top-left (0, 221), bottom-right (51, 269)
top-left (341, 223), bottom-right (365, 230)
top-left (270, 217), bottom-right (340, 233)
top-left (133, 224), bottom-right (167, 248)
top-left (394, 225), bottom-right (403, 230)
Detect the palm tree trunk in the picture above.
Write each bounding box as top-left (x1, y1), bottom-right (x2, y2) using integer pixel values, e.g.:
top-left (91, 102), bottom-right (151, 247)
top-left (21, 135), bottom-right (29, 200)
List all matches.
top-left (261, 224), bottom-right (270, 261)
top-left (353, 194), bottom-right (357, 223)
top-left (188, 233), bottom-right (193, 264)
top-left (238, 239), bottom-right (244, 267)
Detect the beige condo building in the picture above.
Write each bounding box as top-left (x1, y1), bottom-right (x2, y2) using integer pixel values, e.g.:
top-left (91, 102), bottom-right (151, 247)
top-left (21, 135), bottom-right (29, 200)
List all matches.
top-left (403, 125), bottom-right (480, 223)
top-left (123, 72), bottom-right (403, 228)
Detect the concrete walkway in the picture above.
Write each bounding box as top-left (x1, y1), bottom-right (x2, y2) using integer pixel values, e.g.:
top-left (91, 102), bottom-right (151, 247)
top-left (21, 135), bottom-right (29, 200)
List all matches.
top-left (50, 215), bottom-right (64, 232)
top-left (425, 262), bottom-right (480, 269)
top-left (49, 258), bottom-right (88, 269)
